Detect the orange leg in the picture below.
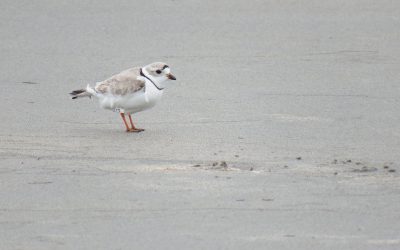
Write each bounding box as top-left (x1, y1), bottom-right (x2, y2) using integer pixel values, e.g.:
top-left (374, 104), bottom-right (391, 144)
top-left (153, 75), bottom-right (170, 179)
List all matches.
top-left (128, 114), bottom-right (145, 132)
top-left (120, 113), bottom-right (131, 132)
top-left (120, 113), bottom-right (145, 132)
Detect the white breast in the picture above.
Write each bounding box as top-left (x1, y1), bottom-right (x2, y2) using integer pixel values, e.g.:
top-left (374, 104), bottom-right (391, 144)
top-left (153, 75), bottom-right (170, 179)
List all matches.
top-left (141, 79), bottom-right (164, 110)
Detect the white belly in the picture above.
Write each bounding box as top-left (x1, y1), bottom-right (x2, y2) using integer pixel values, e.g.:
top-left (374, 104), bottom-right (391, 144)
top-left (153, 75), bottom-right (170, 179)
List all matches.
top-left (97, 81), bottom-right (163, 114)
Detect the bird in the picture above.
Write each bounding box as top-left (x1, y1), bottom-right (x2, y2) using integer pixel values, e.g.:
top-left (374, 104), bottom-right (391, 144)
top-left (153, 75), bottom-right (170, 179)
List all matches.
top-left (70, 62), bottom-right (176, 132)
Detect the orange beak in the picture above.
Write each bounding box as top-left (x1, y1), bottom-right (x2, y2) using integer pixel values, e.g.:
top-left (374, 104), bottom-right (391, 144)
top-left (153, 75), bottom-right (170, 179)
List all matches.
top-left (166, 73), bottom-right (176, 80)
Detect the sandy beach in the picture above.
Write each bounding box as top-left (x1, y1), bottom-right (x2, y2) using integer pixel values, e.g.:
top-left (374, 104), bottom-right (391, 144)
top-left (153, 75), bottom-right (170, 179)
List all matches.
top-left (1, 0), bottom-right (399, 249)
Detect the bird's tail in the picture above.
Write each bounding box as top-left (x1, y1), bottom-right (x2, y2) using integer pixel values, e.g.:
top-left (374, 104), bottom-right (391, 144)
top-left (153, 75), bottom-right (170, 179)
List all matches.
top-left (69, 84), bottom-right (96, 99)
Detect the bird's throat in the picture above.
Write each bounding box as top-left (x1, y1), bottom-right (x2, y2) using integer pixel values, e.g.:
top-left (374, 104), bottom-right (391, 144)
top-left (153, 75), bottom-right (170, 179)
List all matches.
top-left (140, 68), bottom-right (164, 91)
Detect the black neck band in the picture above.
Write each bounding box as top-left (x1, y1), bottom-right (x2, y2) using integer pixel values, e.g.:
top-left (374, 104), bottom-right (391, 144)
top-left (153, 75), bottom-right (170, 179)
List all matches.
top-left (140, 68), bottom-right (164, 91)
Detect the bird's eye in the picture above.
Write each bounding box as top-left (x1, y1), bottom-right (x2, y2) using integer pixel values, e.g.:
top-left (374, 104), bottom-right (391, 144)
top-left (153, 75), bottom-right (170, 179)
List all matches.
top-left (156, 70), bottom-right (162, 74)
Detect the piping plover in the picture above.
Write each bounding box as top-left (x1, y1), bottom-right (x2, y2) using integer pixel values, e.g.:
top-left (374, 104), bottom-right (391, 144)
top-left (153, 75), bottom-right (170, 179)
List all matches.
top-left (70, 62), bottom-right (176, 132)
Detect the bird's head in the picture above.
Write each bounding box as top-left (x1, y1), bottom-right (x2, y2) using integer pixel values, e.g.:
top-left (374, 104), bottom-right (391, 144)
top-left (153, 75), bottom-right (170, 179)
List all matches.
top-left (143, 62), bottom-right (176, 85)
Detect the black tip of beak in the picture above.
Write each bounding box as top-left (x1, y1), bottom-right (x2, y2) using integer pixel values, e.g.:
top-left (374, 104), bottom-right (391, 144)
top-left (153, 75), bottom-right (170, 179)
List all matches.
top-left (167, 74), bottom-right (176, 80)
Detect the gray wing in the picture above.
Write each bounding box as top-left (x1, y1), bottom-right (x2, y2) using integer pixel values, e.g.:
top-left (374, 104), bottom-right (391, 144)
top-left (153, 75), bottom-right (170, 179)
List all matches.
top-left (95, 67), bottom-right (145, 96)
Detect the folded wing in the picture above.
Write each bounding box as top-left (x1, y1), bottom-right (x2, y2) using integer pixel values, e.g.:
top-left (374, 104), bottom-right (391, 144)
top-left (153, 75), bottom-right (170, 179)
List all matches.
top-left (95, 67), bottom-right (145, 96)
